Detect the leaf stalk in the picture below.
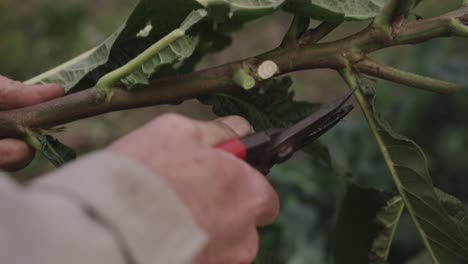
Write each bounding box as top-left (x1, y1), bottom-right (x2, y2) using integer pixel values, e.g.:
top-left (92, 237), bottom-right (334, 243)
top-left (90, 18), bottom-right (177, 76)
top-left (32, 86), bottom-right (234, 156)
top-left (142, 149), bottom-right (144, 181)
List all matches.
top-left (95, 29), bottom-right (186, 100)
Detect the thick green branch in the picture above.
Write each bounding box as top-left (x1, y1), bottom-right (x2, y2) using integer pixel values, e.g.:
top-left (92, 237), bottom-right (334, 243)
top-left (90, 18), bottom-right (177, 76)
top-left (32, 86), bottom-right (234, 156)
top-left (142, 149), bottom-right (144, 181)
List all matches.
top-left (0, 61), bottom-right (242, 138)
top-left (391, 6), bottom-right (468, 46)
top-left (354, 58), bottom-right (460, 95)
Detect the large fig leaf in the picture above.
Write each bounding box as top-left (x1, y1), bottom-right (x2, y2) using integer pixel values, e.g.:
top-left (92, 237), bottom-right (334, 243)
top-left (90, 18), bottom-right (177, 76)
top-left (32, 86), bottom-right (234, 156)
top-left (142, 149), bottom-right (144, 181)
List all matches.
top-left (284, 0), bottom-right (388, 21)
top-left (353, 84), bottom-right (468, 264)
top-left (26, 0), bottom-right (202, 93)
top-left (334, 184), bottom-right (404, 264)
top-left (26, 0), bottom-right (286, 93)
top-left (197, 0), bottom-right (286, 22)
top-left (25, 25), bottom-right (124, 91)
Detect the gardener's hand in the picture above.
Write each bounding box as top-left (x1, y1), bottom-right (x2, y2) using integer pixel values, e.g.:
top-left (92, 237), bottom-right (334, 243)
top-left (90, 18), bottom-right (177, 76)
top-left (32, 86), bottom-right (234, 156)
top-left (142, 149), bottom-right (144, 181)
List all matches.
top-left (0, 75), bottom-right (63, 171)
top-left (109, 114), bottom-right (280, 264)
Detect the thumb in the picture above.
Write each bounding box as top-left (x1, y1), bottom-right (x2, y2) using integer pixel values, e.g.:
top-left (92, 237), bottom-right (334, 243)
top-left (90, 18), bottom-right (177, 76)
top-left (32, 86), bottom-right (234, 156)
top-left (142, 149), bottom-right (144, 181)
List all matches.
top-left (0, 75), bottom-right (64, 110)
top-left (196, 115), bottom-right (252, 146)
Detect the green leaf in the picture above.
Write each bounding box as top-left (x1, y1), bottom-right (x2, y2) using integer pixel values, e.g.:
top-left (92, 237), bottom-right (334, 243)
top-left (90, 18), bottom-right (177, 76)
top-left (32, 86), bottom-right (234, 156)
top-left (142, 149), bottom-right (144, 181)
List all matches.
top-left (408, 251), bottom-right (433, 264)
top-left (435, 188), bottom-right (468, 224)
top-left (302, 141), bottom-right (332, 168)
top-left (284, 0), bottom-right (388, 21)
top-left (27, 133), bottom-right (77, 167)
top-left (350, 82), bottom-right (468, 264)
top-left (197, 0), bottom-right (286, 22)
top-left (25, 25), bottom-right (125, 91)
top-left (334, 184), bottom-right (404, 264)
top-left (200, 76), bottom-right (319, 131)
top-left (26, 0), bottom-right (202, 93)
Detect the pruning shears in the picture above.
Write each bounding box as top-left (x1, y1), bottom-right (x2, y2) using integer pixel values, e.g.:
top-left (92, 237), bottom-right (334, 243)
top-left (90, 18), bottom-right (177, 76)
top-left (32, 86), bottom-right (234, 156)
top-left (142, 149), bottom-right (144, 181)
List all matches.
top-left (216, 91), bottom-right (355, 174)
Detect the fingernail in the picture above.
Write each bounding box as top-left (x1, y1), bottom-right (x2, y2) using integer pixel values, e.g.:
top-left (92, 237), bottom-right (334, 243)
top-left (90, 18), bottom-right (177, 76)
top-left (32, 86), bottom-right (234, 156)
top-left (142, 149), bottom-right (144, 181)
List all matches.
top-left (216, 116), bottom-right (252, 136)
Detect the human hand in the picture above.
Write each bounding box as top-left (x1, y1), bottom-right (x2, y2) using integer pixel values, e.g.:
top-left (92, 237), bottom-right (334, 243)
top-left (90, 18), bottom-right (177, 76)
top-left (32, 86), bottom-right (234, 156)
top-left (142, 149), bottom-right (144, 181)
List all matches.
top-left (109, 114), bottom-right (280, 264)
top-left (0, 75), bottom-right (63, 171)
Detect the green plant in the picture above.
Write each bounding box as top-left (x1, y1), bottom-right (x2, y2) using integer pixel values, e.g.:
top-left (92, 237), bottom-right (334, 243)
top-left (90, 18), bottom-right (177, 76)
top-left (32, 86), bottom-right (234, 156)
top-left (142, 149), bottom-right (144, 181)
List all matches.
top-left (1, 0), bottom-right (468, 263)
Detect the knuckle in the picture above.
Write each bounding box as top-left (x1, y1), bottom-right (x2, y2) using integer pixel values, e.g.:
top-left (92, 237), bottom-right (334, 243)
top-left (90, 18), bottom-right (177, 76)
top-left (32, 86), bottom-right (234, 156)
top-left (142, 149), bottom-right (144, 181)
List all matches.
top-left (255, 182), bottom-right (280, 222)
top-left (256, 187), bottom-right (275, 209)
top-left (203, 150), bottom-right (234, 178)
top-left (186, 123), bottom-right (204, 143)
top-left (156, 113), bottom-right (188, 126)
top-left (0, 143), bottom-right (13, 160)
top-left (0, 87), bottom-right (17, 109)
top-left (268, 191), bottom-right (281, 221)
top-left (237, 229), bottom-right (260, 264)
top-left (216, 151), bottom-right (248, 179)
top-left (153, 113), bottom-right (199, 137)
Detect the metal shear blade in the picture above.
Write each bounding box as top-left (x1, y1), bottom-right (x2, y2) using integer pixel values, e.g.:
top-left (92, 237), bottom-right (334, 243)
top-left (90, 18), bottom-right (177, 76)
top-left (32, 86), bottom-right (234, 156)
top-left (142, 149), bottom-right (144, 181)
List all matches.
top-left (269, 91), bottom-right (355, 163)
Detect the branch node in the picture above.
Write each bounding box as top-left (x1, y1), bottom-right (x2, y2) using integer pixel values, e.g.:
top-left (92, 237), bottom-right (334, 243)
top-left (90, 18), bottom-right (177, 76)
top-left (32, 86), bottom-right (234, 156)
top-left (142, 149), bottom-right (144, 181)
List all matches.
top-left (373, 0), bottom-right (401, 37)
top-left (95, 83), bottom-right (114, 102)
top-left (373, 0), bottom-right (422, 42)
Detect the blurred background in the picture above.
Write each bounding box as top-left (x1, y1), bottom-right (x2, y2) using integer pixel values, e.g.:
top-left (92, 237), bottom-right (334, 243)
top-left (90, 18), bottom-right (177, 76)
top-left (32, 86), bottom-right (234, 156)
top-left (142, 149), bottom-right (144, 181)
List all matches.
top-left (1, 0), bottom-right (467, 263)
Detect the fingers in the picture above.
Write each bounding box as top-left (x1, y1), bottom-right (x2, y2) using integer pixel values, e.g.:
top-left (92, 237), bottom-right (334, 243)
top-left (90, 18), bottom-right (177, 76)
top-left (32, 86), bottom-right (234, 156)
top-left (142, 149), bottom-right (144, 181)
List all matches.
top-left (0, 139), bottom-right (35, 171)
top-left (253, 181), bottom-right (280, 226)
top-left (150, 113), bottom-right (252, 147)
top-left (215, 116), bottom-right (252, 137)
top-left (195, 115), bottom-right (252, 146)
top-left (243, 165), bottom-right (280, 226)
top-left (0, 75), bottom-right (64, 110)
top-left (217, 151), bottom-right (280, 226)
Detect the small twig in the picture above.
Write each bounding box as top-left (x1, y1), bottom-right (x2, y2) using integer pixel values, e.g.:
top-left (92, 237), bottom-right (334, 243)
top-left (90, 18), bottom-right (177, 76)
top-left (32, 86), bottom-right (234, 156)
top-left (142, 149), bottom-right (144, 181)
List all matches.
top-left (299, 21), bottom-right (342, 44)
top-left (354, 59), bottom-right (460, 95)
top-left (280, 15), bottom-right (310, 47)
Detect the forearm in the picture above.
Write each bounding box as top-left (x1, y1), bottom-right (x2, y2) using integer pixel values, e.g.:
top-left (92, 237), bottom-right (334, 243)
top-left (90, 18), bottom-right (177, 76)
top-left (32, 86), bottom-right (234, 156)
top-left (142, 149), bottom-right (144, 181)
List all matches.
top-left (0, 151), bottom-right (207, 264)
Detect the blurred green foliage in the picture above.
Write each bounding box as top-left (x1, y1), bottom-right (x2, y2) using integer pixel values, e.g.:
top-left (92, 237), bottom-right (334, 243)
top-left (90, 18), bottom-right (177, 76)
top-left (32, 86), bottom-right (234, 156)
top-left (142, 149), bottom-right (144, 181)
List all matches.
top-left (2, 0), bottom-right (468, 263)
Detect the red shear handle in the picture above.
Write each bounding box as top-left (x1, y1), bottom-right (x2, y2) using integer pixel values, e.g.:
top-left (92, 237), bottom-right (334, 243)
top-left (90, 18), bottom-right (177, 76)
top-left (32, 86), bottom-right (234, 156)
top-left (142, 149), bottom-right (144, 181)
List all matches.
top-left (216, 138), bottom-right (247, 160)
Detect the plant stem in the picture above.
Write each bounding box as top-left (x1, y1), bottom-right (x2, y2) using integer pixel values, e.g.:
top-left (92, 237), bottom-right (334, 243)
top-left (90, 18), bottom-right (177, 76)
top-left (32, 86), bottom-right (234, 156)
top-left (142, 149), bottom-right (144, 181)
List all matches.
top-left (354, 59), bottom-right (460, 95)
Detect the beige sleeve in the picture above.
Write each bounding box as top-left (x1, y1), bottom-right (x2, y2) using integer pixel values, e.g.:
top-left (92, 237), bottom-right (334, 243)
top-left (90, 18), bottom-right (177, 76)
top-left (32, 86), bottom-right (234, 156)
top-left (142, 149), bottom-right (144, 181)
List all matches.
top-left (0, 151), bottom-right (207, 264)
